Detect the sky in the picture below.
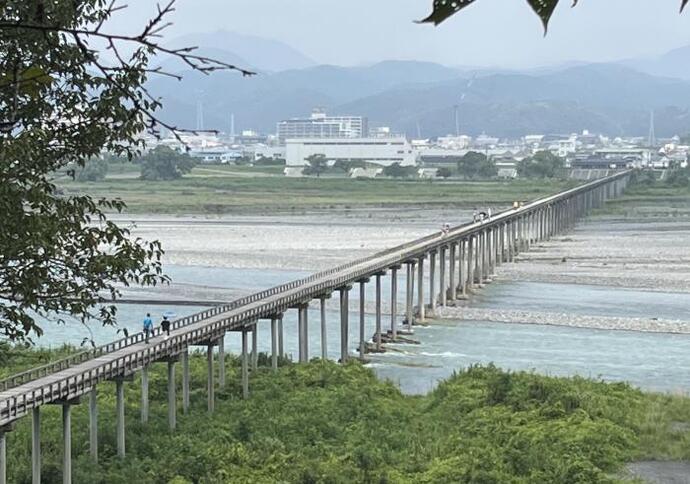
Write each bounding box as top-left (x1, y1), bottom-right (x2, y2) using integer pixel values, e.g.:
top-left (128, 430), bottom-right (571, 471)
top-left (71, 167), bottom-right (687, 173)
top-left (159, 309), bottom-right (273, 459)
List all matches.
top-left (109, 0), bottom-right (690, 68)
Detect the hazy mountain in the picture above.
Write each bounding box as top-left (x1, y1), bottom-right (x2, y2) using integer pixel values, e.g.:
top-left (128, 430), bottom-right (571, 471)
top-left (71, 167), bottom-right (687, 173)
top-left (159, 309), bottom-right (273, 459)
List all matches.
top-left (165, 30), bottom-right (316, 72)
top-left (148, 60), bottom-right (690, 138)
top-left (621, 44), bottom-right (690, 80)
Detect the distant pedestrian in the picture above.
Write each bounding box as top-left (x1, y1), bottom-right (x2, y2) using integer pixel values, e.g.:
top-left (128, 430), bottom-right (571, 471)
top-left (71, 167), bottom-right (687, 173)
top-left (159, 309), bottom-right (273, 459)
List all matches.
top-left (143, 313), bottom-right (153, 344)
top-left (513, 201), bottom-right (519, 209)
top-left (441, 223), bottom-right (450, 237)
top-left (161, 315), bottom-right (171, 339)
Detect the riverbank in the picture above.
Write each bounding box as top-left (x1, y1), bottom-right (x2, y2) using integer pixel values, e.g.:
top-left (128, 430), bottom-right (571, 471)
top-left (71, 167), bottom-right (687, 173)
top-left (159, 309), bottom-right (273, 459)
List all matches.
top-left (2, 347), bottom-right (689, 483)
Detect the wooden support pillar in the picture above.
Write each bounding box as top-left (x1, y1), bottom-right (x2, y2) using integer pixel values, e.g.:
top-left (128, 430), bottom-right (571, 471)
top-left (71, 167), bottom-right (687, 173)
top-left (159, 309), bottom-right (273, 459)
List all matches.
top-left (241, 328), bottom-right (249, 399)
top-left (89, 387), bottom-right (97, 462)
top-left (182, 350), bottom-right (190, 414)
top-left (141, 365), bottom-right (149, 424)
top-left (167, 360), bottom-right (176, 431)
top-left (271, 316), bottom-right (279, 370)
top-left (406, 262), bottom-right (414, 329)
top-left (467, 236), bottom-right (475, 289)
top-left (390, 267), bottom-right (398, 339)
top-left (457, 241), bottom-right (465, 297)
top-left (0, 429), bottom-right (6, 484)
top-left (298, 305), bottom-right (308, 363)
top-left (439, 246), bottom-right (447, 306)
top-left (206, 343), bottom-right (214, 413)
top-left (375, 274), bottom-right (383, 351)
top-left (340, 287), bottom-right (350, 362)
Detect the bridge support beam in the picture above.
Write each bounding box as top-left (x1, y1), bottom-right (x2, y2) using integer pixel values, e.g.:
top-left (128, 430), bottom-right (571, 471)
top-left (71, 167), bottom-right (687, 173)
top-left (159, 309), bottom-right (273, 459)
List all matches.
top-left (467, 236), bottom-right (475, 290)
top-left (278, 316), bottom-right (284, 359)
top-left (359, 280), bottom-right (367, 358)
top-left (271, 316), bottom-right (279, 370)
top-left (182, 350), bottom-right (190, 414)
top-left (168, 360), bottom-right (176, 431)
top-left (62, 403), bottom-right (72, 484)
top-left (390, 267), bottom-right (398, 339)
top-left (439, 246), bottom-right (446, 306)
top-left (116, 379), bottom-right (125, 458)
top-left (457, 241), bottom-right (465, 297)
top-left (339, 287), bottom-right (350, 362)
top-left (405, 262), bottom-right (414, 329)
top-left (89, 387), bottom-right (98, 462)
top-left (242, 328), bottom-right (249, 399)
top-left (32, 407), bottom-right (40, 484)
top-left (207, 344), bottom-right (215, 413)
top-left (252, 324), bottom-right (258, 370)
top-left (429, 251), bottom-right (437, 314)
top-left (141, 365), bottom-right (149, 424)
top-left (218, 334), bottom-right (226, 389)
top-left (0, 425), bottom-right (11, 484)
top-left (417, 257), bottom-right (425, 323)
top-left (320, 298), bottom-right (328, 360)
top-left (298, 304), bottom-right (309, 363)
top-left (375, 274), bottom-right (383, 351)
top-left (448, 244), bottom-right (456, 302)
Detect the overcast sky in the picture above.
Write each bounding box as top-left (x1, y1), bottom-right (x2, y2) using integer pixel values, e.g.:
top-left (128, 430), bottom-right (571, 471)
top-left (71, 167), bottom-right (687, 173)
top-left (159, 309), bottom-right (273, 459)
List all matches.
top-left (110, 0), bottom-right (690, 68)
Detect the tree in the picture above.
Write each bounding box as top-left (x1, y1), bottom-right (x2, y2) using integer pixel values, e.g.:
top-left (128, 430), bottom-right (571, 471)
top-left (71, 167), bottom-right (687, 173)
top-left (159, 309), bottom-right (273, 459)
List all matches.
top-left (76, 158), bottom-right (109, 182)
top-left (666, 167), bottom-right (690, 187)
top-left (518, 151), bottom-right (565, 178)
top-left (0, 1), bottom-right (249, 342)
top-left (457, 152), bottom-right (497, 179)
top-left (383, 162), bottom-right (414, 178)
top-left (437, 167), bottom-right (452, 178)
top-left (333, 160), bottom-right (366, 174)
top-left (303, 154), bottom-right (328, 177)
top-left (421, 0), bottom-right (688, 33)
top-left (140, 146), bottom-right (196, 181)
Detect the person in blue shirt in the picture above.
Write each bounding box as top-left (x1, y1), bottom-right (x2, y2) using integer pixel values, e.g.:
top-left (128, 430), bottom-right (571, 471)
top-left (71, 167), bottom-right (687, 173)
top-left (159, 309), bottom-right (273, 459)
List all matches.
top-left (143, 313), bottom-right (154, 343)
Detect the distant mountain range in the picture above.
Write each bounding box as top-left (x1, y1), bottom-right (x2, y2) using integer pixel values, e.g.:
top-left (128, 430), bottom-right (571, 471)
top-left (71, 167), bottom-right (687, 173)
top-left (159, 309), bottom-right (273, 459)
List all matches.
top-left (148, 32), bottom-right (690, 138)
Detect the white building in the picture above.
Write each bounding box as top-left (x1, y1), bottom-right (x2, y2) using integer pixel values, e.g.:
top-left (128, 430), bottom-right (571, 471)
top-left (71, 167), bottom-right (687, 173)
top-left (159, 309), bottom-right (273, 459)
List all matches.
top-left (277, 109), bottom-right (368, 143)
top-left (286, 138), bottom-right (417, 167)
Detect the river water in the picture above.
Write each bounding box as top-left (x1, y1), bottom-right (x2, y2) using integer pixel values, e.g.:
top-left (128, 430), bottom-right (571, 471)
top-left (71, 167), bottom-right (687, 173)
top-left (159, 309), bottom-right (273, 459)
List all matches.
top-left (35, 264), bottom-right (690, 395)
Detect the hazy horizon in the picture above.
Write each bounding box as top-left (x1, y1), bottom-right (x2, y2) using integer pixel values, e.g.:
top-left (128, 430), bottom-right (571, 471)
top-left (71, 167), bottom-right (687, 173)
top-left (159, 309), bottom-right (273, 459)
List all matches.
top-left (107, 0), bottom-right (690, 69)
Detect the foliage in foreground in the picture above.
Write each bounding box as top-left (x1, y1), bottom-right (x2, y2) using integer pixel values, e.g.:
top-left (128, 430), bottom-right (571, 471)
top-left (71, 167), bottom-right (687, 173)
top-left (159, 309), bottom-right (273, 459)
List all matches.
top-left (5, 347), bottom-right (688, 484)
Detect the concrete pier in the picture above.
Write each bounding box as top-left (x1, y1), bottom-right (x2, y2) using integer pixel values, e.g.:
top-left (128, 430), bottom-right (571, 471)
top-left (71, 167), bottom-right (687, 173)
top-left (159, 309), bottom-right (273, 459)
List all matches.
top-left (141, 365), bottom-right (149, 423)
top-left (116, 379), bottom-right (125, 458)
top-left (167, 360), bottom-right (176, 431)
top-left (206, 344), bottom-right (214, 413)
top-left (448, 243), bottom-right (456, 302)
top-left (375, 273), bottom-right (383, 350)
top-left (89, 387), bottom-right (97, 462)
top-left (429, 251), bottom-right (437, 314)
top-left (271, 316), bottom-right (279, 370)
top-left (182, 350), bottom-right (190, 413)
top-left (417, 257), bottom-right (425, 323)
top-left (241, 328), bottom-right (249, 399)
top-left (359, 280), bottom-right (367, 357)
top-left (298, 304), bottom-right (308, 363)
top-left (390, 267), bottom-right (398, 339)
top-left (439, 246), bottom-right (447, 306)
top-left (340, 286), bottom-right (350, 362)
top-left (320, 298), bottom-right (328, 360)
top-left (62, 404), bottom-right (71, 484)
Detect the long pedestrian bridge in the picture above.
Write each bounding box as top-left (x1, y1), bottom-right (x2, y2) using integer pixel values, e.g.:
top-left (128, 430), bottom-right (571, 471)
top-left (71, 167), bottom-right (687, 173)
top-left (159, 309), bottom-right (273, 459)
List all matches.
top-left (0, 171), bottom-right (631, 483)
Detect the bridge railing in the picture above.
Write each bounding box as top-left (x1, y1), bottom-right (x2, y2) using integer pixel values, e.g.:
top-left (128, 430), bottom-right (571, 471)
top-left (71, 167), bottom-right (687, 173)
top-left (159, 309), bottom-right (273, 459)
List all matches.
top-left (0, 171), bottom-right (630, 394)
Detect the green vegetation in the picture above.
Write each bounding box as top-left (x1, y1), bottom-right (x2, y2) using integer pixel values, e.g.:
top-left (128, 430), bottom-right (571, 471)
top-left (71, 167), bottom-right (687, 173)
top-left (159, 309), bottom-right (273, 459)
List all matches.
top-left (76, 158), bottom-right (109, 182)
top-left (517, 151), bottom-right (565, 179)
top-left (303, 154), bottom-right (328, 178)
top-left (3, 347), bottom-right (689, 483)
top-left (58, 170), bottom-right (577, 214)
top-left (140, 146), bottom-right (196, 181)
top-left (457, 151), bottom-right (497, 180)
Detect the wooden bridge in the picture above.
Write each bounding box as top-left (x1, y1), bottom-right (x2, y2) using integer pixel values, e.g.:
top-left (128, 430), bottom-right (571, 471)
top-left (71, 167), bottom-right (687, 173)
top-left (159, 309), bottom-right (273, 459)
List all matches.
top-left (0, 171), bottom-right (631, 484)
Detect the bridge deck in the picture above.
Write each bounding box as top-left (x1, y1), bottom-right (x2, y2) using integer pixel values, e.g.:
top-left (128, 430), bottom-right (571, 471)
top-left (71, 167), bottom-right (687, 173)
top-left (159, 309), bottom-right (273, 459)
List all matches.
top-left (0, 172), bottom-right (629, 425)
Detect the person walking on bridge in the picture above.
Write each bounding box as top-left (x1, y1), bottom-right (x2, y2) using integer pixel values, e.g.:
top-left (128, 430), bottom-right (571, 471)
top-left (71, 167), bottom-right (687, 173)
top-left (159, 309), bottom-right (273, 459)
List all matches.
top-left (143, 313), bottom-right (154, 344)
top-left (161, 315), bottom-right (171, 340)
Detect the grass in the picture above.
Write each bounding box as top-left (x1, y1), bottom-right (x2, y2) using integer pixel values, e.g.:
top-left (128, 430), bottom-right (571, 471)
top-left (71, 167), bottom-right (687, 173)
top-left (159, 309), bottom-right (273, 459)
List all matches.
top-left (595, 183), bottom-right (690, 217)
top-left (60, 167), bottom-right (578, 214)
top-left (2, 351), bottom-right (690, 483)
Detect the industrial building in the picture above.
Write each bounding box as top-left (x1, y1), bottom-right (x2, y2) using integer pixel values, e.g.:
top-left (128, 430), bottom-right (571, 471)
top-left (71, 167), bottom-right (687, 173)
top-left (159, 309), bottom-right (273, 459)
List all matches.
top-left (277, 109), bottom-right (368, 143)
top-left (285, 137), bottom-right (416, 167)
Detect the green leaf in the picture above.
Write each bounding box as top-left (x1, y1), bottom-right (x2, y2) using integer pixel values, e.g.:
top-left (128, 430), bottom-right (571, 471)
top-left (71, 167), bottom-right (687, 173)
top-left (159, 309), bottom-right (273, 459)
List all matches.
top-left (419, 0), bottom-right (477, 25)
top-left (526, 0), bottom-right (560, 33)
